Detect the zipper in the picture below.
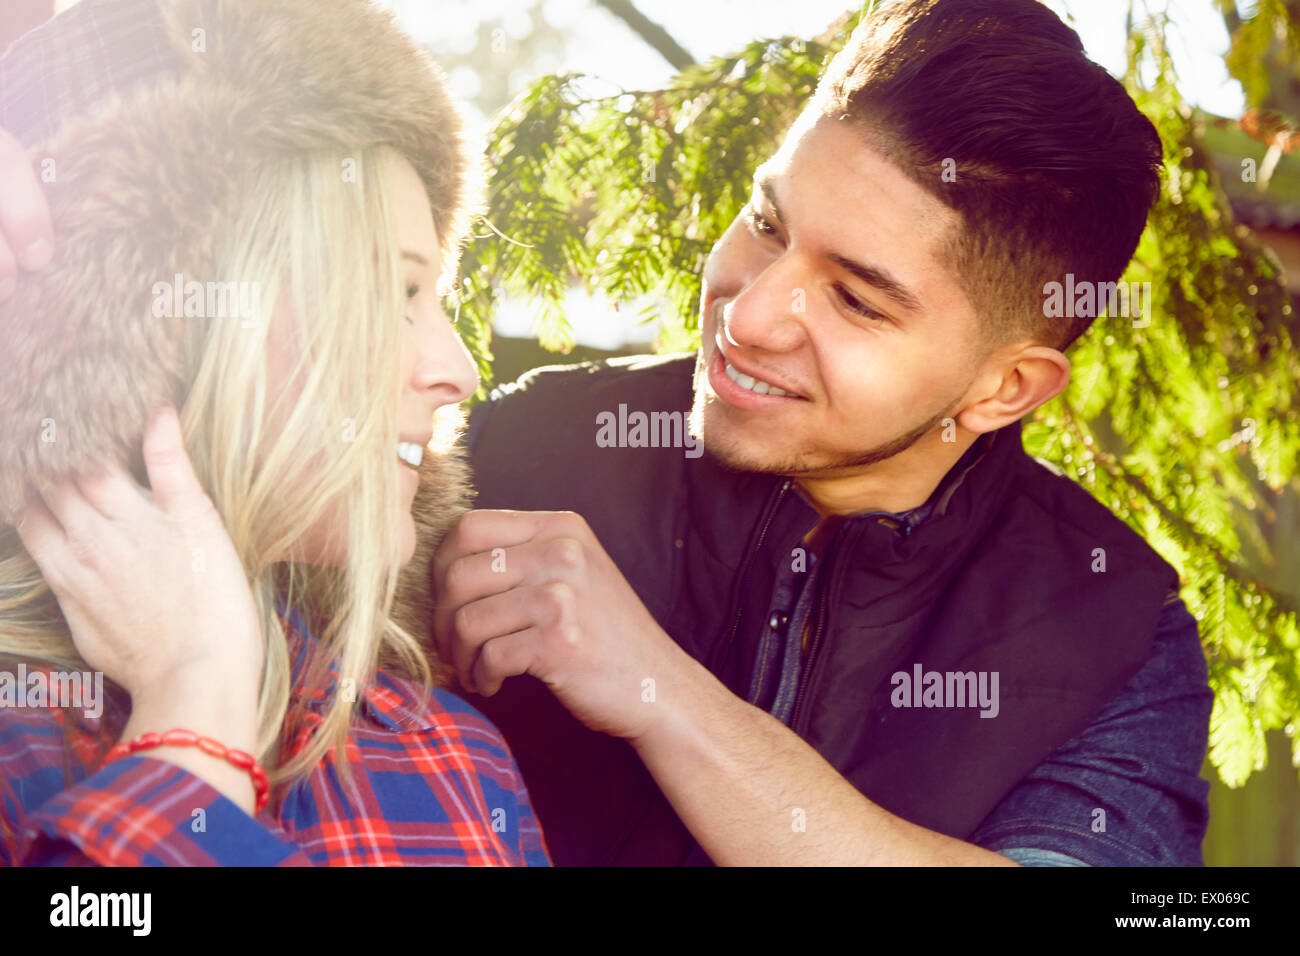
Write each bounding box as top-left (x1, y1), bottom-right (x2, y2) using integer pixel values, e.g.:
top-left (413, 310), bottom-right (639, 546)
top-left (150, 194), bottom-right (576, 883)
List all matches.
top-left (706, 478), bottom-right (791, 677)
top-left (790, 523), bottom-right (851, 735)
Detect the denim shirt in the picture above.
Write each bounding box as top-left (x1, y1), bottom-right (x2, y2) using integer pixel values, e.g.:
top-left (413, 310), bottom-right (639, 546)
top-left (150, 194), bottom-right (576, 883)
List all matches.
top-left (747, 444), bottom-right (1213, 866)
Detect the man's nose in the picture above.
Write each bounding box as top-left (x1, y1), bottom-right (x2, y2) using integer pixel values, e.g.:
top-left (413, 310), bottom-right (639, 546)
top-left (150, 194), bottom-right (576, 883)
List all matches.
top-left (722, 256), bottom-right (808, 353)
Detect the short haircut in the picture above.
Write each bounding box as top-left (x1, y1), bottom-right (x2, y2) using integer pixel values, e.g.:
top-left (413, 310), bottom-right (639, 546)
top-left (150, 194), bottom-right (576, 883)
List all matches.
top-left (812, 0), bottom-right (1163, 351)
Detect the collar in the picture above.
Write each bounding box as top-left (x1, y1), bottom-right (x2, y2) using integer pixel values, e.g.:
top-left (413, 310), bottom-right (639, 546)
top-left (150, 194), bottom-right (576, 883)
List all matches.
top-left (773, 418), bottom-right (1026, 576)
top-left (791, 428), bottom-right (996, 542)
top-left (853, 430), bottom-right (994, 535)
top-left (278, 602), bottom-right (438, 734)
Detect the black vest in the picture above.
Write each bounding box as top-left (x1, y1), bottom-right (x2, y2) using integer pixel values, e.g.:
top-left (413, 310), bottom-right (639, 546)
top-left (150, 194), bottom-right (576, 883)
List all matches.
top-left (460, 353), bottom-right (1178, 864)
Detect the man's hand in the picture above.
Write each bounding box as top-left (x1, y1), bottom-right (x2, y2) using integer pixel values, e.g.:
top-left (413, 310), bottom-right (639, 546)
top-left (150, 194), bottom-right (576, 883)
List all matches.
top-left (432, 510), bottom-right (1020, 865)
top-left (0, 126), bottom-right (53, 300)
top-left (432, 509), bottom-right (688, 742)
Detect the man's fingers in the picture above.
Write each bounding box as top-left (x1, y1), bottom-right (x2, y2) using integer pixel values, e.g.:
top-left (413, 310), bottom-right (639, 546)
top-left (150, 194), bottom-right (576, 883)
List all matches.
top-left (446, 588), bottom-right (536, 688)
top-left (433, 509), bottom-right (584, 579)
top-left (0, 128), bottom-right (54, 278)
top-left (433, 545), bottom-right (522, 662)
top-left (471, 628), bottom-right (542, 697)
top-left (141, 406), bottom-right (209, 516)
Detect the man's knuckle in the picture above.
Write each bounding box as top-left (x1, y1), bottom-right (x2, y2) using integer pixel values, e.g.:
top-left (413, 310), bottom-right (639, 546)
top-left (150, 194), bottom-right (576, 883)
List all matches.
top-left (452, 603), bottom-right (477, 638)
top-left (545, 536), bottom-right (585, 573)
top-left (479, 638), bottom-right (507, 671)
top-left (541, 580), bottom-right (575, 618)
top-left (445, 554), bottom-right (474, 594)
top-left (549, 620), bottom-right (582, 648)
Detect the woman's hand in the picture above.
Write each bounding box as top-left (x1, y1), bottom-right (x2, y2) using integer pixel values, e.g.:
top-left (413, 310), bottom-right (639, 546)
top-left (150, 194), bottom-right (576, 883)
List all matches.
top-left (16, 406), bottom-right (263, 696)
top-left (15, 407), bottom-right (264, 812)
top-left (0, 126), bottom-right (54, 300)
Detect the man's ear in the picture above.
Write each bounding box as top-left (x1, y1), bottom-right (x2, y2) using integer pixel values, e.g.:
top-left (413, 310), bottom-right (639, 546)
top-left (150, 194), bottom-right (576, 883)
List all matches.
top-left (956, 345), bottom-right (1071, 435)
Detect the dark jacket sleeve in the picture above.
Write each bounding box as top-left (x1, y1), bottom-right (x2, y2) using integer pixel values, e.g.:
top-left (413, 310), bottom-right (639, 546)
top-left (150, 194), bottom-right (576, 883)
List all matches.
top-left (969, 597), bottom-right (1213, 866)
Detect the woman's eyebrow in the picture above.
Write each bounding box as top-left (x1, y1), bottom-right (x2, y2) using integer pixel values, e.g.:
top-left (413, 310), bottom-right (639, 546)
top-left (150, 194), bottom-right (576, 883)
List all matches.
top-left (401, 250), bottom-right (431, 266)
top-left (758, 179), bottom-right (784, 222)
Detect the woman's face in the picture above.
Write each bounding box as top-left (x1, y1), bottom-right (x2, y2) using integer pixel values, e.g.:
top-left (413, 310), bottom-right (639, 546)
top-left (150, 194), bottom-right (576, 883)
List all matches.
top-left (387, 154), bottom-right (479, 565)
top-left (280, 153), bottom-right (478, 568)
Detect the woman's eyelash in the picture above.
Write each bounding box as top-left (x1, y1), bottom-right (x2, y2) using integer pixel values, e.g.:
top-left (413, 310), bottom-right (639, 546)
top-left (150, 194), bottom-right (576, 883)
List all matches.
top-left (745, 206), bottom-right (778, 236)
top-left (833, 283), bottom-right (887, 323)
top-left (404, 285), bottom-right (419, 325)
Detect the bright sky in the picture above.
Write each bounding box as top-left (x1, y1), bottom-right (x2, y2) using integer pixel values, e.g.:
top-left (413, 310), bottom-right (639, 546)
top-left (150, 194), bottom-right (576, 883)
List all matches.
top-left (383, 0), bottom-right (1243, 347)
top-left (390, 0), bottom-right (1242, 121)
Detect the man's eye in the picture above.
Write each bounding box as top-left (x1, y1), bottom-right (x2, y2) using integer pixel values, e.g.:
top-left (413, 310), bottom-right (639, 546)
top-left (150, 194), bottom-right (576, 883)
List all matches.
top-left (834, 284), bottom-right (887, 323)
top-left (744, 206), bottom-right (778, 237)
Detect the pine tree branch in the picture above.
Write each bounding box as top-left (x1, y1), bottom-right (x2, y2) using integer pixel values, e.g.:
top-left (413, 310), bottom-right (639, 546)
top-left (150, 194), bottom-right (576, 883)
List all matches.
top-left (1058, 399), bottom-right (1300, 619)
top-left (592, 0), bottom-right (694, 71)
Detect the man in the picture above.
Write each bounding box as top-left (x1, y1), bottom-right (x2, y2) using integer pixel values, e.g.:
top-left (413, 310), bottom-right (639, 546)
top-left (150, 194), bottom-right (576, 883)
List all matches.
top-left (0, 0), bottom-right (1211, 867)
top-left (430, 0), bottom-right (1213, 865)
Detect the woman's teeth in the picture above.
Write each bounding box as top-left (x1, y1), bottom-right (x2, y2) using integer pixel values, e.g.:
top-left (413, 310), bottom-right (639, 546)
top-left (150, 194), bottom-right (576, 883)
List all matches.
top-left (397, 441), bottom-right (424, 468)
top-left (724, 360), bottom-right (792, 397)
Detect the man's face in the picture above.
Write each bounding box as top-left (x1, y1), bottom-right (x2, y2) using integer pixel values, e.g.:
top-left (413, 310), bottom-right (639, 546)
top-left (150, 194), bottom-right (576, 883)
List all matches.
top-left (690, 112), bottom-right (986, 477)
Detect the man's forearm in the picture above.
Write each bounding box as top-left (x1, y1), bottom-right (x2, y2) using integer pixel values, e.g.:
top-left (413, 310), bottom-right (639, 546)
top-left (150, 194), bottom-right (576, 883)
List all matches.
top-left (632, 648), bottom-right (1020, 866)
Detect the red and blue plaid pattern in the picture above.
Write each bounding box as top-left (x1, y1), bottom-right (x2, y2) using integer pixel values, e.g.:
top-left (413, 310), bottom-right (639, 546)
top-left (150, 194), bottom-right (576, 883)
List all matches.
top-left (0, 609), bottom-right (550, 866)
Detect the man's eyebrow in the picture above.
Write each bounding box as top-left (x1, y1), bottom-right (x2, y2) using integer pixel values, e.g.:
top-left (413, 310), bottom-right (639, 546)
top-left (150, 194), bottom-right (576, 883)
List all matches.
top-left (758, 176), bottom-right (923, 313)
top-left (827, 254), bottom-right (922, 313)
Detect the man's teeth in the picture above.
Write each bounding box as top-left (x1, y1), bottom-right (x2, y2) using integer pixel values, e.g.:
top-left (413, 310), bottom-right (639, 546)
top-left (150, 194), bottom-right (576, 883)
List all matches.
top-left (397, 441), bottom-right (424, 468)
top-left (724, 360), bottom-right (792, 397)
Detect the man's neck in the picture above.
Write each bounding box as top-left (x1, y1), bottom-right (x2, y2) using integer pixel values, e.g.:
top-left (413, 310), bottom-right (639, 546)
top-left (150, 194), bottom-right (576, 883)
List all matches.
top-left (792, 433), bottom-right (981, 518)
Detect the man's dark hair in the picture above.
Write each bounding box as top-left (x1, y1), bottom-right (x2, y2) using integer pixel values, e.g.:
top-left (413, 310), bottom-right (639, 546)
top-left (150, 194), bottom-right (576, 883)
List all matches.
top-left (813, 0), bottom-right (1163, 351)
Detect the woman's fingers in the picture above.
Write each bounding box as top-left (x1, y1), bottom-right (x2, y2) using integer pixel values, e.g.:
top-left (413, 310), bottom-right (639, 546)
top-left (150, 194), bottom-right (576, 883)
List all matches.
top-left (141, 406), bottom-right (209, 517)
top-left (0, 235), bottom-right (16, 302)
top-left (0, 127), bottom-right (54, 301)
top-left (15, 490), bottom-right (62, 548)
top-left (40, 477), bottom-right (104, 554)
top-left (14, 491), bottom-right (75, 590)
top-left (74, 465), bottom-right (148, 522)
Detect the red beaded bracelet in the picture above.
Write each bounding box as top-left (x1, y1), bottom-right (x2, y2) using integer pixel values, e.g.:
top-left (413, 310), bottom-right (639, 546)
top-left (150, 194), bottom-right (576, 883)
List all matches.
top-left (103, 728), bottom-right (270, 815)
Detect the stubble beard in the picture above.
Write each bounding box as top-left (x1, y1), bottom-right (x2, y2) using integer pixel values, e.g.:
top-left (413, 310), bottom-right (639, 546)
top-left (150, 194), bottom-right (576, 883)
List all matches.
top-left (688, 349), bottom-right (963, 478)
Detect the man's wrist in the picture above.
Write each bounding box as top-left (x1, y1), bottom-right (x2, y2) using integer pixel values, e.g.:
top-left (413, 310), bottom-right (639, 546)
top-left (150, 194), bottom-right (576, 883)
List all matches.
top-left (630, 644), bottom-right (724, 758)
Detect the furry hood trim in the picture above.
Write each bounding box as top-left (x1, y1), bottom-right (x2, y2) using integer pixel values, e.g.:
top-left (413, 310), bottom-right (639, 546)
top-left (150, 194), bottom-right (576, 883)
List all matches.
top-left (0, 0), bottom-right (478, 520)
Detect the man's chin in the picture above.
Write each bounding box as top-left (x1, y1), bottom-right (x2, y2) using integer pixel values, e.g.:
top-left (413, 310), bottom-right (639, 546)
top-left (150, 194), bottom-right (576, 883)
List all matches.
top-left (690, 411), bottom-right (796, 476)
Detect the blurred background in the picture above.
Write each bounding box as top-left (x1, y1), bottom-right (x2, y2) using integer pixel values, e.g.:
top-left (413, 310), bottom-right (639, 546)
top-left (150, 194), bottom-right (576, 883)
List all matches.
top-left (4, 0), bottom-right (1298, 866)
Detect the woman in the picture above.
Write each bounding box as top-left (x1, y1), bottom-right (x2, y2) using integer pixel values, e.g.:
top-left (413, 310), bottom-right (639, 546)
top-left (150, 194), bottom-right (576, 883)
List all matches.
top-left (0, 0), bottom-right (549, 865)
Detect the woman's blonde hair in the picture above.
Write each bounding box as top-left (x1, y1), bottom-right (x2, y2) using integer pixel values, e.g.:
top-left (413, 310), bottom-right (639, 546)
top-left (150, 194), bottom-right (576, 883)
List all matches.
top-left (0, 144), bottom-right (438, 787)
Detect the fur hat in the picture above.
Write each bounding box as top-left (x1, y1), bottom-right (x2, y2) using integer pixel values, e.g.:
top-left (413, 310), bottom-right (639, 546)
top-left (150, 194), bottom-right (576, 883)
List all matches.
top-left (0, 0), bottom-right (477, 518)
top-left (0, 0), bottom-right (477, 675)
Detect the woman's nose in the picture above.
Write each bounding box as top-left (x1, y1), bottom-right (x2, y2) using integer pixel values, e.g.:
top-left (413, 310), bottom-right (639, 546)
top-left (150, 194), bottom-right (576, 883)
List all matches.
top-left (410, 312), bottom-right (479, 406)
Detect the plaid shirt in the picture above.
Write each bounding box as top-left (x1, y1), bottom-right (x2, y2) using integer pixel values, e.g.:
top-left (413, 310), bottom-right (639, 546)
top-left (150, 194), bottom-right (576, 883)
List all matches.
top-left (0, 607), bottom-right (551, 866)
top-left (0, 3), bottom-right (549, 868)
